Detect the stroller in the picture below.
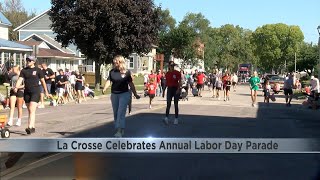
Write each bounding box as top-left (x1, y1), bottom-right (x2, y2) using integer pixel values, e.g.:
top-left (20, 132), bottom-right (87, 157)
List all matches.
top-left (180, 83), bottom-right (189, 101)
top-left (191, 83), bottom-right (199, 97)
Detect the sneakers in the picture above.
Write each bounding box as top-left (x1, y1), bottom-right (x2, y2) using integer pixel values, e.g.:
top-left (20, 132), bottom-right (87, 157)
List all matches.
top-left (174, 118), bottom-right (179, 125)
top-left (25, 128), bottom-right (35, 135)
top-left (163, 117), bottom-right (169, 125)
top-left (149, 105), bottom-right (152, 109)
top-left (38, 104), bottom-right (45, 108)
top-left (4, 106), bottom-right (10, 110)
top-left (252, 103), bottom-right (255, 107)
top-left (114, 129), bottom-right (122, 137)
top-left (163, 117), bottom-right (180, 125)
top-left (15, 119), bottom-right (21, 127)
top-left (22, 104), bottom-right (27, 109)
top-left (7, 118), bottom-right (13, 126)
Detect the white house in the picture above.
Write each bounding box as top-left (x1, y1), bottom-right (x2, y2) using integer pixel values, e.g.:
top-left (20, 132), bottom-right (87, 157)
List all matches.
top-left (0, 12), bottom-right (33, 73)
top-left (13, 10), bottom-right (85, 72)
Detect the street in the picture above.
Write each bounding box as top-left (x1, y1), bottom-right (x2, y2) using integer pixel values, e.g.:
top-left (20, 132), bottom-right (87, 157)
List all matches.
top-left (1, 84), bottom-right (320, 180)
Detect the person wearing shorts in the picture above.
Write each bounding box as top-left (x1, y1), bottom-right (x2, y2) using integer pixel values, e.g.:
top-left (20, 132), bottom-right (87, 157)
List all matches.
top-left (14, 56), bottom-right (49, 134)
top-left (225, 73), bottom-right (232, 101)
top-left (215, 77), bottom-right (222, 100)
top-left (39, 63), bottom-right (55, 108)
top-left (232, 73), bottom-right (238, 92)
top-left (147, 78), bottom-right (156, 109)
top-left (283, 73), bottom-right (294, 107)
top-left (74, 70), bottom-right (83, 103)
top-left (7, 66), bottom-right (24, 127)
top-left (196, 71), bottom-right (205, 97)
top-left (249, 71), bottom-right (260, 107)
top-left (55, 69), bottom-right (68, 105)
top-left (210, 72), bottom-right (217, 98)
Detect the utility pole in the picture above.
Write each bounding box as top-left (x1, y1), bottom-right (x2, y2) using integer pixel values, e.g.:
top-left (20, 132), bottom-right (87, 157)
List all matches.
top-left (294, 52), bottom-right (297, 73)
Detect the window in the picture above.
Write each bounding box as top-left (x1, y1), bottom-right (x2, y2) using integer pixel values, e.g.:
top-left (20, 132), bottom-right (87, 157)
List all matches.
top-left (56, 60), bottom-right (61, 69)
top-left (128, 57), bottom-right (134, 69)
top-left (16, 54), bottom-right (21, 66)
top-left (4, 53), bottom-right (10, 63)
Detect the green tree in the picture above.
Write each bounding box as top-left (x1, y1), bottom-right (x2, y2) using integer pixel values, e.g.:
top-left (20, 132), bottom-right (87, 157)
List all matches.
top-left (251, 23), bottom-right (304, 72)
top-left (288, 42), bottom-right (319, 75)
top-left (50, 0), bottom-right (161, 88)
top-left (210, 24), bottom-right (255, 72)
top-left (157, 8), bottom-right (176, 63)
top-left (2, 0), bottom-right (35, 41)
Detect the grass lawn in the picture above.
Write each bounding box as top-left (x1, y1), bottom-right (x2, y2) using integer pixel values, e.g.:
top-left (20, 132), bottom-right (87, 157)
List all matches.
top-left (0, 85), bottom-right (7, 96)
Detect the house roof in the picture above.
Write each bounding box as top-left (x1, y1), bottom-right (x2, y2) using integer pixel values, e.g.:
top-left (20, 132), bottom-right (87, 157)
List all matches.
top-left (0, 38), bottom-right (32, 51)
top-left (14, 9), bottom-right (50, 31)
top-left (22, 33), bottom-right (75, 54)
top-left (38, 34), bottom-right (75, 54)
top-left (0, 12), bottom-right (12, 26)
top-left (16, 41), bottom-right (43, 46)
top-left (37, 48), bottom-right (82, 59)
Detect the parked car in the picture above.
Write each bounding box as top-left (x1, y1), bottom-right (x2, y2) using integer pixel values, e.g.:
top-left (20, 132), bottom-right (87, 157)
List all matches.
top-left (269, 76), bottom-right (285, 93)
top-left (261, 74), bottom-right (278, 84)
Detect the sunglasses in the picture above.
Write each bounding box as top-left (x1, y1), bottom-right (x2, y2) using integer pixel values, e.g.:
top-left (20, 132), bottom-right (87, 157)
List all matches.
top-left (26, 59), bottom-right (34, 62)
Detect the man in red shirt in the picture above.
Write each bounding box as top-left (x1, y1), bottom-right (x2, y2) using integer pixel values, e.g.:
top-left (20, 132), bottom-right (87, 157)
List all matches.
top-left (196, 71), bottom-right (205, 97)
top-left (164, 61), bottom-right (182, 125)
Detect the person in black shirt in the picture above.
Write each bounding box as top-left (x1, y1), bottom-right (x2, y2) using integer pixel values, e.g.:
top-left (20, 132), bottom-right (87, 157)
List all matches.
top-left (74, 70), bottom-right (84, 103)
top-left (103, 55), bottom-right (140, 137)
top-left (39, 63), bottom-right (55, 108)
top-left (14, 56), bottom-right (50, 134)
top-left (55, 69), bottom-right (68, 105)
top-left (3, 67), bottom-right (13, 109)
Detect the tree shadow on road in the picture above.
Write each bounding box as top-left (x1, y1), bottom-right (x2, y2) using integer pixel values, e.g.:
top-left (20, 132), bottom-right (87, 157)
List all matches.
top-left (4, 102), bottom-right (320, 180)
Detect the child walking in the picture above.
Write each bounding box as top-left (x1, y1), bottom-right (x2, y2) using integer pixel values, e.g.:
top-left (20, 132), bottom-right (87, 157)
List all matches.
top-left (147, 78), bottom-right (156, 109)
top-left (264, 80), bottom-right (271, 104)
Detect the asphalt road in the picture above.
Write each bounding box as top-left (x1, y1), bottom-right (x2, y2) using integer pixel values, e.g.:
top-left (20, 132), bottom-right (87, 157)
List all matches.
top-left (1, 85), bottom-right (320, 180)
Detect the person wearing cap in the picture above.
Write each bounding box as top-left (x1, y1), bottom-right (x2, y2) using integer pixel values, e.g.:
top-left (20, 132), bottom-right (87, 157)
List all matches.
top-left (14, 56), bottom-right (50, 134)
top-left (102, 55), bottom-right (140, 137)
top-left (310, 76), bottom-right (319, 100)
top-left (163, 61), bottom-right (182, 125)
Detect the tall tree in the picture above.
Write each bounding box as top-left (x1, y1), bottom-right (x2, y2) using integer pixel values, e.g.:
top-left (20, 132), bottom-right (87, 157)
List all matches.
top-left (287, 42), bottom-right (319, 75)
top-left (50, 0), bottom-right (161, 88)
top-left (251, 23), bottom-right (304, 72)
top-left (157, 8), bottom-right (176, 63)
top-left (2, 0), bottom-right (35, 40)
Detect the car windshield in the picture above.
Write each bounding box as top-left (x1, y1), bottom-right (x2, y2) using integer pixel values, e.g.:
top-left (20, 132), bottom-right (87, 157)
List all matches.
top-left (270, 76), bottom-right (284, 81)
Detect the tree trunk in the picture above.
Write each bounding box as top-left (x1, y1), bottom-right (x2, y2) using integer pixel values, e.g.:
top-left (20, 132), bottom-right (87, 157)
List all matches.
top-left (95, 62), bottom-right (101, 90)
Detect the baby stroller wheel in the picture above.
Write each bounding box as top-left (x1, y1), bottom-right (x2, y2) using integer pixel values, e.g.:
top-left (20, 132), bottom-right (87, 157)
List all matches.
top-left (1, 128), bottom-right (10, 138)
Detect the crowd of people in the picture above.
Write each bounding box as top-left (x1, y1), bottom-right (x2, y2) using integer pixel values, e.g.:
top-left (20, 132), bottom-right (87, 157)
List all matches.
top-left (2, 55), bottom-right (320, 138)
top-left (3, 56), bottom-right (95, 134)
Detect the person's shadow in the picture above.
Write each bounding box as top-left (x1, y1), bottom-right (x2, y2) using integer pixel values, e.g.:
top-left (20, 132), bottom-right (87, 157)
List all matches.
top-left (5, 152), bottom-right (24, 169)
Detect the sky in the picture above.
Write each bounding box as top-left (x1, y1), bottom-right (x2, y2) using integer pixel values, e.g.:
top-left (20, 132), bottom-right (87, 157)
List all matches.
top-left (20, 0), bottom-right (319, 43)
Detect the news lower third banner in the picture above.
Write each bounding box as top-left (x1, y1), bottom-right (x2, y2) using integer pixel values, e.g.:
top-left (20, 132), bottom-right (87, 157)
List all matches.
top-left (0, 138), bottom-right (319, 153)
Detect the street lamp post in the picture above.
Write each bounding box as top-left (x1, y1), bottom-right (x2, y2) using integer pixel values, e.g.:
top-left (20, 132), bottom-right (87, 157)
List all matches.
top-left (318, 26), bottom-right (320, 80)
